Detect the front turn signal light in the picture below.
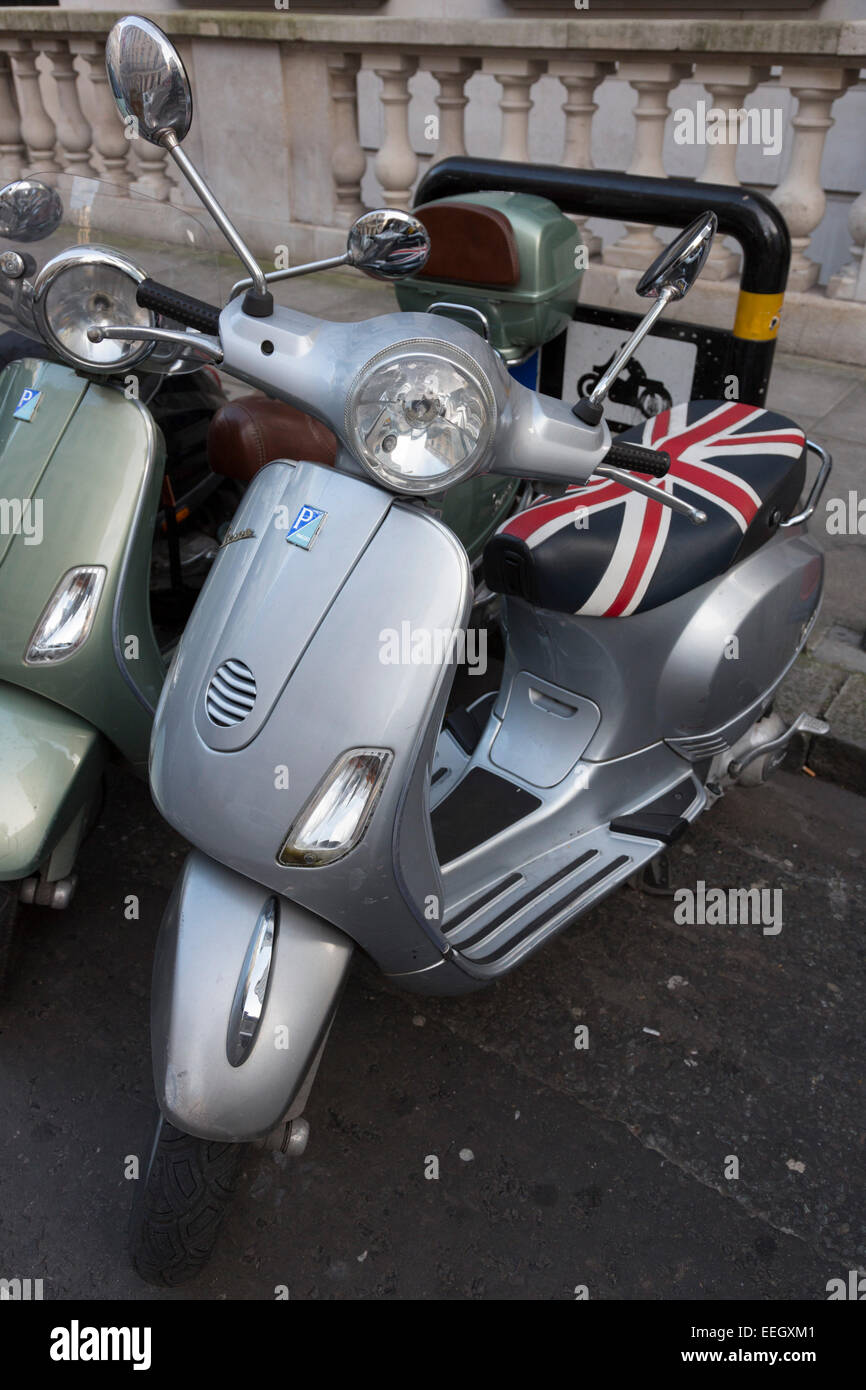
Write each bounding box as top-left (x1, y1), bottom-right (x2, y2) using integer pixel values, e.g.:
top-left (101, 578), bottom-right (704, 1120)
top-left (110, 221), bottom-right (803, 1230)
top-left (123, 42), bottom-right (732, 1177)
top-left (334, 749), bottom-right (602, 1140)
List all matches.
top-left (277, 747), bottom-right (393, 867)
top-left (25, 565), bottom-right (106, 664)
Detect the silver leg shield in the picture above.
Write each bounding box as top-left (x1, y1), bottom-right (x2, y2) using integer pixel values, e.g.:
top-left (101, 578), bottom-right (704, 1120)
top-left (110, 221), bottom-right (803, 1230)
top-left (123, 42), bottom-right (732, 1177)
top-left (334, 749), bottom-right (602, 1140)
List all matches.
top-left (152, 851), bottom-right (353, 1142)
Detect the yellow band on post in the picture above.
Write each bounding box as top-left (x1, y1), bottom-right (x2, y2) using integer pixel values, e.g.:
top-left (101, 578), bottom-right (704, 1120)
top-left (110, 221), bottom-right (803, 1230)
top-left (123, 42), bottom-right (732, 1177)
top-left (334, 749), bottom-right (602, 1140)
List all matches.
top-left (733, 290), bottom-right (785, 342)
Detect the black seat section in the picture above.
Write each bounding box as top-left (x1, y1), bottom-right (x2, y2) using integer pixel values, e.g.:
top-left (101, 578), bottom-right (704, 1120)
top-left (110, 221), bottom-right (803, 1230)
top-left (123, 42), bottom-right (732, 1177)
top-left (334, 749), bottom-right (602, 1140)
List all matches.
top-left (484, 400), bottom-right (807, 617)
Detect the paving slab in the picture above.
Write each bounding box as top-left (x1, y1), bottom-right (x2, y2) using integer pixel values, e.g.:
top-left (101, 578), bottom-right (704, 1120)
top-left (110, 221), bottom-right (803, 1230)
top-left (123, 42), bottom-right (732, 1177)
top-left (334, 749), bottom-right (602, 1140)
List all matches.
top-left (766, 354), bottom-right (864, 432)
top-left (810, 380), bottom-right (866, 447)
top-left (807, 673), bottom-right (866, 793)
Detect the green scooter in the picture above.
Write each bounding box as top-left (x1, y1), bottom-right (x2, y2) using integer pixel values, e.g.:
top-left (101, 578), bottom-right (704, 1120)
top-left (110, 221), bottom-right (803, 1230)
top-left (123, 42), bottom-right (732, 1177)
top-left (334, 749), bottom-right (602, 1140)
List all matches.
top-left (0, 173), bottom-right (232, 984)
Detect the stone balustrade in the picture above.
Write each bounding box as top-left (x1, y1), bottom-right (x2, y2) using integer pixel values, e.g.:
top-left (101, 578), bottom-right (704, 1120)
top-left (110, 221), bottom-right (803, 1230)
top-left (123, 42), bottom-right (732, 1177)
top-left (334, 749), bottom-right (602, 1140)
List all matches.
top-left (0, 9), bottom-right (863, 363)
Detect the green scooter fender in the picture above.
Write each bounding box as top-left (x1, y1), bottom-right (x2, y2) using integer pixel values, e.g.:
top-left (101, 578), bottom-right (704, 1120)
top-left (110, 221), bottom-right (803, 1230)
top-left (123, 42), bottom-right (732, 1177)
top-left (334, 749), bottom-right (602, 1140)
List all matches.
top-left (0, 681), bottom-right (106, 882)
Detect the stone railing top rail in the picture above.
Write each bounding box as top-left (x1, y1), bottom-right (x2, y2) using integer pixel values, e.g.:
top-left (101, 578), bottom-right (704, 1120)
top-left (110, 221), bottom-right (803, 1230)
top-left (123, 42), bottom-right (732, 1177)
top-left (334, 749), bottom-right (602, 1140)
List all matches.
top-left (0, 10), bottom-right (864, 60)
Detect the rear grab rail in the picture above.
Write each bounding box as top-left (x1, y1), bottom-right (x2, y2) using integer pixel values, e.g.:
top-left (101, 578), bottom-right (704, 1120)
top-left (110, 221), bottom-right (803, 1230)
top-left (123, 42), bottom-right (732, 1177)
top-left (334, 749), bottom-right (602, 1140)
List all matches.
top-left (780, 440), bottom-right (832, 529)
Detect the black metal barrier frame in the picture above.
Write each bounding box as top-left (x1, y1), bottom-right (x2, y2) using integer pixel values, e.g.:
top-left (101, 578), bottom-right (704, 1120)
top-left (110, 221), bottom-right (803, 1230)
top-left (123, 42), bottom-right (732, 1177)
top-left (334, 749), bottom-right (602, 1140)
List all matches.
top-left (414, 157), bottom-right (791, 408)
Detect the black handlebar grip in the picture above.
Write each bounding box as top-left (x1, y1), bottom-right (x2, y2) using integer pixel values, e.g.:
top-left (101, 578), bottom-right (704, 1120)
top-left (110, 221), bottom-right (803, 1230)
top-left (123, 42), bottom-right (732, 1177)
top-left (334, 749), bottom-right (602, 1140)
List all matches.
top-left (136, 279), bottom-right (221, 336)
top-left (605, 440), bottom-right (671, 477)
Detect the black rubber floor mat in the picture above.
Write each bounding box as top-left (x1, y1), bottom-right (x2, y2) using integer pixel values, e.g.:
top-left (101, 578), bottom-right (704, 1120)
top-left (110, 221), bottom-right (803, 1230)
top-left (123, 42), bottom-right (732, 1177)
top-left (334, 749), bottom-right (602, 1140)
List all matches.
top-left (432, 768), bottom-right (541, 865)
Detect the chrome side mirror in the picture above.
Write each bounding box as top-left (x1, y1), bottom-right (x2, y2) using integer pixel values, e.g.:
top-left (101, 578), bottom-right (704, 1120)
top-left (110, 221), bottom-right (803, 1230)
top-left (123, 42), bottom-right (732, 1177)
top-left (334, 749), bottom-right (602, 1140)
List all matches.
top-left (105, 14), bottom-right (192, 148)
top-left (105, 15), bottom-right (270, 310)
top-left (573, 211), bottom-right (717, 424)
top-left (346, 209), bottom-right (431, 282)
top-left (0, 179), bottom-right (63, 245)
top-left (636, 211), bottom-right (717, 301)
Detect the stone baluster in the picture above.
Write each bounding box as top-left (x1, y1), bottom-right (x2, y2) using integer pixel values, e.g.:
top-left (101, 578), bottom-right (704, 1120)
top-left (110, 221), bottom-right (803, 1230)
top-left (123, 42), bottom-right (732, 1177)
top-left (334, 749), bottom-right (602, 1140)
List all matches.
top-left (72, 39), bottom-right (132, 192)
top-left (46, 40), bottom-right (97, 178)
top-left (827, 188), bottom-right (866, 302)
top-left (481, 57), bottom-right (543, 163)
top-left (5, 39), bottom-right (60, 176)
top-left (547, 58), bottom-right (613, 257)
top-left (603, 61), bottom-right (689, 270)
top-left (421, 53), bottom-right (479, 164)
top-left (771, 67), bottom-right (857, 293)
top-left (326, 52), bottom-right (365, 227)
top-left (0, 52), bottom-right (25, 181)
top-left (131, 139), bottom-right (173, 203)
top-left (693, 63), bottom-right (770, 281)
top-left (365, 52), bottom-right (419, 210)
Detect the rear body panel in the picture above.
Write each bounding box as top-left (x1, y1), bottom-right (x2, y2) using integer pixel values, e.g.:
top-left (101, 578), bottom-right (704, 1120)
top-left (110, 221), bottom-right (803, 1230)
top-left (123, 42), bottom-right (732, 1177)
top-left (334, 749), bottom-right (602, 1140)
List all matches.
top-left (498, 528), bottom-right (823, 763)
top-left (417, 529), bottom-right (822, 987)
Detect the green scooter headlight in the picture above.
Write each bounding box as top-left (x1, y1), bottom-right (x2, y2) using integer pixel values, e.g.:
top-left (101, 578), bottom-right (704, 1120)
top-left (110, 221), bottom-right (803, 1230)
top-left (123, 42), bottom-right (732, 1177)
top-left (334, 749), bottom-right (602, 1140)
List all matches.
top-left (32, 244), bottom-right (156, 373)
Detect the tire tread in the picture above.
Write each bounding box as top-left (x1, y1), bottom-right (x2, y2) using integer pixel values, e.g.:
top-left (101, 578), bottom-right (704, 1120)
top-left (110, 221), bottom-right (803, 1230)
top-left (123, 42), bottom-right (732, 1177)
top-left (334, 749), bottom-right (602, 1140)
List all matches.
top-left (129, 1117), bottom-right (245, 1287)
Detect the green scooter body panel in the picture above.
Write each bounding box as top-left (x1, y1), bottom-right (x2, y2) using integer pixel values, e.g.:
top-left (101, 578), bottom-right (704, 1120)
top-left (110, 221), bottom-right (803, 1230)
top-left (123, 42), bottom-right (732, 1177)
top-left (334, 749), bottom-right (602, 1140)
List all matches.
top-left (438, 471), bottom-right (520, 565)
top-left (0, 359), bottom-right (88, 566)
top-left (0, 359), bottom-right (165, 774)
top-left (0, 681), bottom-right (106, 880)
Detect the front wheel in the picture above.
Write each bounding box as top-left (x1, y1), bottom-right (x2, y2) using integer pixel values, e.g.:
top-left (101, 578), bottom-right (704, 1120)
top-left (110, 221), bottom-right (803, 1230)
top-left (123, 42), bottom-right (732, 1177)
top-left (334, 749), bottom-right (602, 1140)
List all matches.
top-left (129, 1112), bottom-right (247, 1286)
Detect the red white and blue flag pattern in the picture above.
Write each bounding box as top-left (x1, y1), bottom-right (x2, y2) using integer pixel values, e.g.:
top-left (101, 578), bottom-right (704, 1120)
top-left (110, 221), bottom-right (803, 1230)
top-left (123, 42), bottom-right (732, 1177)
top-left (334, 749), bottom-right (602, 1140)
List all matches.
top-left (494, 401), bottom-right (805, 618)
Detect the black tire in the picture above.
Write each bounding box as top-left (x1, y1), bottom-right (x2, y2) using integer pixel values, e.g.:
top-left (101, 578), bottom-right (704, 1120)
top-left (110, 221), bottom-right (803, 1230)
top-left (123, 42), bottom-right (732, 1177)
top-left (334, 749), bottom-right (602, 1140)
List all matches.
top-left (0, 883), bottom-right (20, 996)
top-left (129, 1112), bottom-right (247, 1287)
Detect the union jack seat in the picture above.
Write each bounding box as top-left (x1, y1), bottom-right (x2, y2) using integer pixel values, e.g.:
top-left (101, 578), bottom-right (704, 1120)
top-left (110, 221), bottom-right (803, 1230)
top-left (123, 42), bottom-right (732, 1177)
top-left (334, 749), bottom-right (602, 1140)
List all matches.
top-left (483, 400), bottom-right (807, 618)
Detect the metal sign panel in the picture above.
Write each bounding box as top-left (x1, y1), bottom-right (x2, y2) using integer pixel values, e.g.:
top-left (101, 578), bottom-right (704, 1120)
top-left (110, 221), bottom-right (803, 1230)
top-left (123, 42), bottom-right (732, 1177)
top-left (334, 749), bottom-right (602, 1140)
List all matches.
top-left (539, 307), bottom-right (732, 427)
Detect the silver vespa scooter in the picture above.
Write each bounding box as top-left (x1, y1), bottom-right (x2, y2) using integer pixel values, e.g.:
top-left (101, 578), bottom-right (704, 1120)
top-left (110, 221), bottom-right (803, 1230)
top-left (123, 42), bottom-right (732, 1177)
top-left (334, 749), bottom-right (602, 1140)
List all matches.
top-left (100, 19), bottom-right (831, 1284)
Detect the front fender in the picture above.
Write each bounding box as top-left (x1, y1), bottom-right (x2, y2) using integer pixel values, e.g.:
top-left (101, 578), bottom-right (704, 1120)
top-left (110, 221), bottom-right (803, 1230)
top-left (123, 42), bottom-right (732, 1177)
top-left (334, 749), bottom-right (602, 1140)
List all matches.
top-left (0, 682), bottom-right (106, 879)
top-left (152, 851), bottom-right (353, 1142)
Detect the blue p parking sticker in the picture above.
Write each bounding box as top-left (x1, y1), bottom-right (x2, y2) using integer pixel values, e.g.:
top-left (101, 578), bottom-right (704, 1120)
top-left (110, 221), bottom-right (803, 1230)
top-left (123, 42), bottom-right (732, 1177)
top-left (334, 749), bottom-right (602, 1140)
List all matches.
top-left (13, 387), bottom-right (41, 422)
top-left (287, 504), bottom-right (327, 550)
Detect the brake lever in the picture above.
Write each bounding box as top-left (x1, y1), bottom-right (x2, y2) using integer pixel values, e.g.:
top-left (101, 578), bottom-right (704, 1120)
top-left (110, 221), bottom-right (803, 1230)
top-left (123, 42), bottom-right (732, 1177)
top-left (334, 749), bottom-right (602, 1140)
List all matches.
top-left (594, 463), bottom-right (707, 524)
top-left (87, 324), bottom-right (223, 364)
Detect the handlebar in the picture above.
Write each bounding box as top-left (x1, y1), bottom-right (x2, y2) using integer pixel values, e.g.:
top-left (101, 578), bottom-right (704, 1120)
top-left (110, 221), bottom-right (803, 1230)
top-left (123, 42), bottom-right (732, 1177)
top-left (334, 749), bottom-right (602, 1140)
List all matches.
top-left (604, 439), bottom-right (671, 478)
top-left (136, 278), bottom-right (221, 337)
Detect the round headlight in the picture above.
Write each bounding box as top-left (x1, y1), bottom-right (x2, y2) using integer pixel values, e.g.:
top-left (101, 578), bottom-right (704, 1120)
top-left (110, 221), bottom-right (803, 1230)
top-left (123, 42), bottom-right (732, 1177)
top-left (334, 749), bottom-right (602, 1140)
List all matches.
top-left (344, 339), bottom-right (496, 495)
top-left (32, 245), bottom-right (155, 372)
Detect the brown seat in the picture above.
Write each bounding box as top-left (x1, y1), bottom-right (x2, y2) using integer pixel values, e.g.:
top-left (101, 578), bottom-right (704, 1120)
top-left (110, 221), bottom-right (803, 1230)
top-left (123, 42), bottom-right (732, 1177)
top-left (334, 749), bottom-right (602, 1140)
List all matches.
top-left (207, 394), bottom-right (337, 483)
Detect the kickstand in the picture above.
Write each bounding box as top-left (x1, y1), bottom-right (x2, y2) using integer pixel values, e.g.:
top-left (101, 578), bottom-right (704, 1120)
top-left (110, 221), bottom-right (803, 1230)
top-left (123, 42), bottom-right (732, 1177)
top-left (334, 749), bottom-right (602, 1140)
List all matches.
top-left (627, 851), bottom-right (676, 897)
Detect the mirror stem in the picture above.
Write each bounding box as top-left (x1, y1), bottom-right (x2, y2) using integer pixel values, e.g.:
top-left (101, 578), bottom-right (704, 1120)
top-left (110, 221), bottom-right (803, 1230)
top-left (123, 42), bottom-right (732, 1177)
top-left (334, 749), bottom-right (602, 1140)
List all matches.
top-left (230, 252), bottom-right (351, 302)
top-left (162, 132), bottom-right (273, 317)
top-left (588, 284), bottom-right (675, 408)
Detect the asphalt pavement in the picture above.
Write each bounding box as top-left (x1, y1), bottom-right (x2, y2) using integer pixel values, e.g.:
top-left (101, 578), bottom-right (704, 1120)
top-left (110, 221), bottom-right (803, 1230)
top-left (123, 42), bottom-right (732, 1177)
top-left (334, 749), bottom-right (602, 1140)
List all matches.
top-left (0, 761), bottom-right (863, 1300)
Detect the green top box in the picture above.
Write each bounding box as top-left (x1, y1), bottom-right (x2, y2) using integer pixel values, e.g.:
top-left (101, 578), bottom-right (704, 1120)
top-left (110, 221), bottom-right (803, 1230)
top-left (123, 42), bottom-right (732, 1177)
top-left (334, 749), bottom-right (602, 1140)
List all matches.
top-left (396, 190), bottom-right (583, 364)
